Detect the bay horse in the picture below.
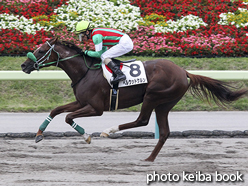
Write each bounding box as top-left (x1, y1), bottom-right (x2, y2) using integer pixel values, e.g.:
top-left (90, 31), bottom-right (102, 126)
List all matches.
top-left (21, 37), bottom-right (247, 162)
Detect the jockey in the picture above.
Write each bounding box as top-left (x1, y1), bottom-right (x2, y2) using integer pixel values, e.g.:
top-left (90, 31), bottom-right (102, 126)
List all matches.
top-left (75, 20), bottom-right (134, 84)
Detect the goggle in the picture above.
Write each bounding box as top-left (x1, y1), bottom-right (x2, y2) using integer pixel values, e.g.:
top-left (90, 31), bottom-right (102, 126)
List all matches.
top-left (78, 32), bottom-right (86, 42)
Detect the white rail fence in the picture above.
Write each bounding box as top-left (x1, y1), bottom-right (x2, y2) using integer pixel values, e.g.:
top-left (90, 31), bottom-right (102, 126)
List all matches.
top-left (1, 70), bottom-right (248, 80)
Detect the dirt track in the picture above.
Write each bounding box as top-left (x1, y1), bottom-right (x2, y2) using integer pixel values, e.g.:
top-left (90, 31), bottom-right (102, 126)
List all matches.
top-left (0, 138), bottom-right (247, 186)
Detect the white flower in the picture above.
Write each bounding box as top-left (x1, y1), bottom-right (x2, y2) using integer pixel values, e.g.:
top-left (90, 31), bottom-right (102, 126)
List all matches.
top-left (0, 0), bottom-right (142, 34)
top-left (218, 8), bottom-right (248, 28)
top-left (54, 0), bottom-right (143, 32)
top-left (155, 14), bottom-right (207, 33)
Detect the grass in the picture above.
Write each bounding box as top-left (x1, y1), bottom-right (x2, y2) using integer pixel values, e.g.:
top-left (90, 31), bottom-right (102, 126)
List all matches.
top-left (0, 56), bottom-right (248, 112)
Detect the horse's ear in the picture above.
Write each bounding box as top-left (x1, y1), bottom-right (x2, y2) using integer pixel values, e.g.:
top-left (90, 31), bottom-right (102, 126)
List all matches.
top-left (53, 37), bottom-right (58, 44)
top-left (50, 37), bottom-right (58, 44)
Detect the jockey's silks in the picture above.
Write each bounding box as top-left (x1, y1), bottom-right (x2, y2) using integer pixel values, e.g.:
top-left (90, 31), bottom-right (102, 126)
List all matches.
top-left (91, 28), bottom-right (125, 47)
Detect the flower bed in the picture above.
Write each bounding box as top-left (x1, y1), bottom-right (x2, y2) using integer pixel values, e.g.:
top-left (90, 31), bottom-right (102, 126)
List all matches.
top-left (0, 29), bottom-right (52, 55)
top-left (0, 0), bottom-right (68, 19)
top-left (53, 0), bottom-right (142, 32)
top-left (1, 0), bottom-right (248, 57)
top-left (130, 0), bottom-right (248, 25)
top-left (129, 24), bottom-right (248, 57)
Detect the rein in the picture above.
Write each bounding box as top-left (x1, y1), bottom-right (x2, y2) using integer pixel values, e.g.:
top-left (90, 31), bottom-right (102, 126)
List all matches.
top-left (27, 41), bottom-right (101, 88)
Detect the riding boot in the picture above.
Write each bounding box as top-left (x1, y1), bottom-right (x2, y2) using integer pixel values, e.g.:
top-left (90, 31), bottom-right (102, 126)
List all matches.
top-left (107, 61), bottom-right (126, 84)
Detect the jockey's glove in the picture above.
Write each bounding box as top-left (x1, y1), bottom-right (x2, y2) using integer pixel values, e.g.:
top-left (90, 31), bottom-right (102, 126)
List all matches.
top-left (79, 49), bottom-right (85, 56)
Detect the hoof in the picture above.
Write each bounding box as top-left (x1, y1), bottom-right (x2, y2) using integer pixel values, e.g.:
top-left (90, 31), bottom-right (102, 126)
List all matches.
top-left (100, 132), bottom-right (109, 138)
top-left (85, 136), bottom-right (91, 144)
top-left (144, 157), bottom-right (154, 162)
top-left (82, 133), bottom-right (91, 144)
top-left (35, 135), bottom-right (43, 143)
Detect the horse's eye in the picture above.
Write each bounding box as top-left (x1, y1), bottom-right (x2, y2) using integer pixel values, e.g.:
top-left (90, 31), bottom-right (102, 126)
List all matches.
top-left (39, 50), bottom-right (44, 54)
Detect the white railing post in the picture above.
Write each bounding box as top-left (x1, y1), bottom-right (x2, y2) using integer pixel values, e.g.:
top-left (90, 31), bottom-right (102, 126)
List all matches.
top-left (155, 115), bottom-right (159, 139)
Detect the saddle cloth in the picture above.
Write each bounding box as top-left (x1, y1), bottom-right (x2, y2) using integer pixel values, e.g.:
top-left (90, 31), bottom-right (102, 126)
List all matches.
top-left (102, 60), bottom-right (148, 88)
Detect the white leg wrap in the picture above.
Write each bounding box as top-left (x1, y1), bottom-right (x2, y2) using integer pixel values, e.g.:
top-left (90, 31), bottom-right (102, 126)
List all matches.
top-left (82, 133), bottom-right (91, 144)
top-left (106, 126), bottom-right (119, 135)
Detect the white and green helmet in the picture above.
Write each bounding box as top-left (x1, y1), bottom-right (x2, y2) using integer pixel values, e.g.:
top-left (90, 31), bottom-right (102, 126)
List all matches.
top-left (75, 20), bottom-right (93, 34)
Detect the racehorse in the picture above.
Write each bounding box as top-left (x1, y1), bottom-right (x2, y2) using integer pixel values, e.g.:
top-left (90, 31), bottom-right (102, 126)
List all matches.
top-left (21, 37), bottom-right (247, 162)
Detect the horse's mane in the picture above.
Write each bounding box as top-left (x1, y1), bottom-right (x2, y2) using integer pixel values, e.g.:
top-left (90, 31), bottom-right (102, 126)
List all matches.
top-left (57, 40), bottom-right (82, 54)
top-left (57, 40), bottom-right (102, 63)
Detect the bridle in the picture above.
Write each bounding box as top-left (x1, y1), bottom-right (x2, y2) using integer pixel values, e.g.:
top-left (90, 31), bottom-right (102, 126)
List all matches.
top-left (26, 40), bottom-right (101, 88)
top-left (27, 41), bottom-right (80, 71)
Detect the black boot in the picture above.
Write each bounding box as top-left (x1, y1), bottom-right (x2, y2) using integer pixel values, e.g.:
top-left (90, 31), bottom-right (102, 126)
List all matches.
top-left (107, 61), bottom-right (126, 84)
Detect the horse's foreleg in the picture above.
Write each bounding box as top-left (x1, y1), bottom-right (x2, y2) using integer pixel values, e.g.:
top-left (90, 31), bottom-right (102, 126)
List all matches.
top-left (35, 101), bottom-right (81, 143)
top-left (100, 101), bottom-right (154, 137)
top-left (65, 104), bottom-right (103, 144)
top-left (145, 105), bottom-right (170, 162)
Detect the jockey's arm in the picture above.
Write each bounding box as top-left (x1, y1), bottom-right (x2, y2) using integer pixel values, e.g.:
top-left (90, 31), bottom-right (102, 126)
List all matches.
top-left (85, 34), bottom-right (107, 58)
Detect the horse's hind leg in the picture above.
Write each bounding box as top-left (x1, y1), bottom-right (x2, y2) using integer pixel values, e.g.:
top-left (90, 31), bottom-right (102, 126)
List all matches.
top-left (145, 104), bottom-right (170, 162)
top-left (35, 101), bottom-right (81, 143)
top-left (144, 99), bottom-right (183, 162)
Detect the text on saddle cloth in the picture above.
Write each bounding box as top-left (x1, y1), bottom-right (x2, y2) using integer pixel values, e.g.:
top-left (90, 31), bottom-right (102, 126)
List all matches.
top-left (102, 60), bottom-right (148, 88)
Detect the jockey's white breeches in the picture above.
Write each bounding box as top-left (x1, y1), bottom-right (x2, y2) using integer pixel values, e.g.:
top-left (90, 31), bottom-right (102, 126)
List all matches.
top-left (101, 34), bottom-right (133, 64)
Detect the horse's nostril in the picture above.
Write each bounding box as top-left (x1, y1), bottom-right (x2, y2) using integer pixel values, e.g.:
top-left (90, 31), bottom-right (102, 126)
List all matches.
top-left (21, 64), bottom-right (26, 69)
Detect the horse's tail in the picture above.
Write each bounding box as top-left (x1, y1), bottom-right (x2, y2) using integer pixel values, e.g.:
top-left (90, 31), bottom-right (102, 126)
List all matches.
top-left (186, 71), bottom-right (248, 107)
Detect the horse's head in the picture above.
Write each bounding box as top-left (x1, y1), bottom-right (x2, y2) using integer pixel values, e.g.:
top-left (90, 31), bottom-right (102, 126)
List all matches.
top-left (21, 37), bottom-right (60, 74)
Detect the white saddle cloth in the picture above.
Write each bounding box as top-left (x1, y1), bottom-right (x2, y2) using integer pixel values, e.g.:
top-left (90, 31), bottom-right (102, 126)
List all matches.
top-left (102, 60), bottom-right (148, 88)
